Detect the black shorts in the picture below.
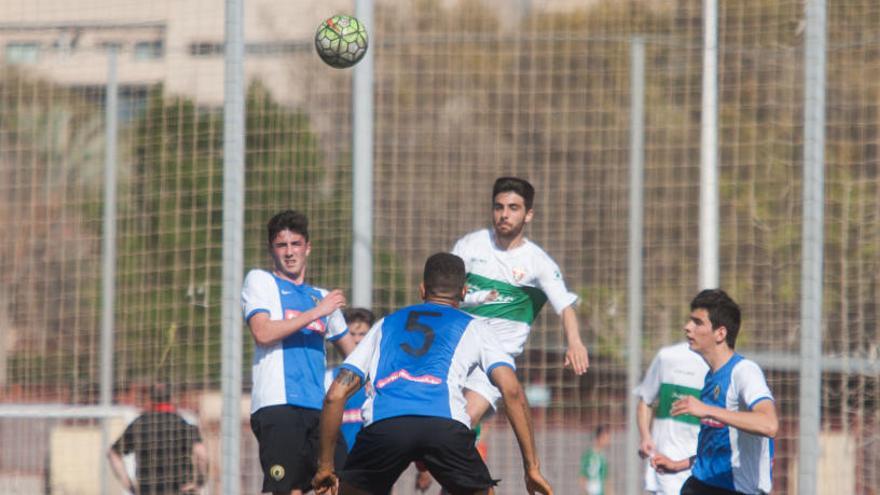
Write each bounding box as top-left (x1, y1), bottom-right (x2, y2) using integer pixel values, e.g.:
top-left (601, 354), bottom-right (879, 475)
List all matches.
top-left (250, 405), bottom-right (347, 493)
top-left (340, 416), bottom-right (497, 495)
top-left (681, 476), bottom-right (752, 495)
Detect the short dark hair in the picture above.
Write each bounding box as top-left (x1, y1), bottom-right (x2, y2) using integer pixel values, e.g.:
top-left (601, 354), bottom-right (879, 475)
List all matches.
top-left (150, 382), bottom-right (172, 404)
top-left (493, 177), bottom-right (535, 210)
top-left (343, 307), bottom-right (375, 326)
top-left (267, 210), bottom-right (309, 244)
top-left (423, 253), bottom-right (466, 299)
top-left (594, 424), bottom-right (610, 438)
top-left (690, 289), bottom-right (741, 349)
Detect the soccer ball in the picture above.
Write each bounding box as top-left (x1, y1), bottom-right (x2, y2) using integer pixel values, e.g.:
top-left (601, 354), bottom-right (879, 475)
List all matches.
top-left (314, 14), bottom-right (368, 69)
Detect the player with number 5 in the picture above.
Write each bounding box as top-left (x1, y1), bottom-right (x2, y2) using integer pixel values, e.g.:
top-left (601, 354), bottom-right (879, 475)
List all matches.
top-left (313, 253), bottom-right (553, 495)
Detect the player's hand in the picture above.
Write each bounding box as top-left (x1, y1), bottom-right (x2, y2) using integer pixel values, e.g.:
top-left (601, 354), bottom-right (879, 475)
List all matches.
top-left (414, 469), bottom-right (433, 492)
top-left (563, 342), bottom-right (589, 375)
top-left (179, 481), bottom-right (200, 493)
top-left (650, 453), bottom-right (688, 474)
top-left (671, 396), bottom-right (708, 418)
top-left (484, 289), bottom-right (499, 302)
top-left (525, 467), bottom-right (553, 495)
top-left (638, 437), bottom-right (656, 459)
top-left (315, 289), bottom-right (346, 318)
top-left (312, 467), bottom-right (339, 495)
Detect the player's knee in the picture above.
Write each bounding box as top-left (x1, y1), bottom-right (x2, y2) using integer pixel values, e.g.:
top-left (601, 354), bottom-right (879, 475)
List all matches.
top-left (464, 392), bottom-right (492, 424)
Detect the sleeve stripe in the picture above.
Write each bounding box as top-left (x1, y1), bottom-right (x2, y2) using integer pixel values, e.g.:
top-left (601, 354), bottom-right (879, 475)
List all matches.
top-left (327, 328), bottom-right (349, 342)
top-left (748, 396), bottom-right (774, 410)
top-left (552, 293), bottom-right (580, 315)
top-left (340, 363), bottom-right (366, 382)
top-left (245, 308), bottom-right (269, 322)
top-left (632, 388), bottom-right (653, 403)
top-left (486, 362), bottom-right (515, 385)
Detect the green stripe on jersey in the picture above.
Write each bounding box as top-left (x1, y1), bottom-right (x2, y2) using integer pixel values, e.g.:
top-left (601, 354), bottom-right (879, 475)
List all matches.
top-left (655, 383), bottom-right (702, 425)
top-left (462, 273), bottom-right (548, 324)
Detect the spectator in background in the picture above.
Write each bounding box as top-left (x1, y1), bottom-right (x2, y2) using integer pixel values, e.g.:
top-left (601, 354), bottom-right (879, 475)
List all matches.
top-left (580, 424), bottom-right (611, 495)
top-left (107, 382), bottom-right (208, 494)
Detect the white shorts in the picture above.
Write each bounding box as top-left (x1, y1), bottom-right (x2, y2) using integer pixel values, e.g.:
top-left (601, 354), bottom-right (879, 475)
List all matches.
top-left (644, 463), bottom-right (691, 495)
top-left (464, 317), bottom-right (528, 411)
top-left (464, 366), bottom-right (503, 410)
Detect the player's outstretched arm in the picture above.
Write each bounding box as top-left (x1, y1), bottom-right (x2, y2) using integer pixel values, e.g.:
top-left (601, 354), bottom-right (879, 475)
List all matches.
top-left (561, 306), bottom-right (589, 375)
top-left (490, 365), bottom-right (553, 495)
top-left (248, 289), bottom-right (346, 346)
top-left (672, 396), bottom-right (778, 438)
top-left (313, 369), bottom-right (363, 494)
top-left (651, 453), bottom-right (692, 474)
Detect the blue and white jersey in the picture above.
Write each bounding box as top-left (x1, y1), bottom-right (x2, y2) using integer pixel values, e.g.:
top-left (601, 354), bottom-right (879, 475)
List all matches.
top-left (341, 302), bottom-right (514, 429)
top-left (241, 269), bottom-right (348, 413)
top-left (692, 353), bottom-right (774, 494)
top-left (325, 366), bottom-right (368, 452)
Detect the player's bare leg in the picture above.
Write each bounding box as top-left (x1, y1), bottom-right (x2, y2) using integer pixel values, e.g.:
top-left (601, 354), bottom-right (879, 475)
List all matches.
top-left (464, 389), bottom-right (492, 427)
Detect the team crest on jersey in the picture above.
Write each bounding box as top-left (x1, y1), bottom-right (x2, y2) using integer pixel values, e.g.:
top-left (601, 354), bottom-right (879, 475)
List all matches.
top-left (713, 384), bottom-right (721, 400)
top-left (512, 267), bottom-right (526, 282)
top-left (284, 309), bottom-right (326, 333)
top-left (269, 464), bottom-right (285, 480)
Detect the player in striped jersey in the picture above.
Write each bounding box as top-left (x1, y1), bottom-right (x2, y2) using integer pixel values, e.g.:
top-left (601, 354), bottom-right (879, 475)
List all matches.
top-left (651, 289), bottom-right (778, 495)
top-left (452, 177), bottom-right (589, 426)
top-left (242, 210), bottom-right (357, 495)
top-left (312, 253), bottom-right (553, 495)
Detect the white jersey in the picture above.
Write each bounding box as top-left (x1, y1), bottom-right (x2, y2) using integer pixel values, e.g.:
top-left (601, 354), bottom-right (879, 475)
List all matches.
top-left (451, 228), bottom-right (578, 356)
top-left (241, 269), bottom-right (349, 413)
top-left (633, 342), bottom-right (709, 494)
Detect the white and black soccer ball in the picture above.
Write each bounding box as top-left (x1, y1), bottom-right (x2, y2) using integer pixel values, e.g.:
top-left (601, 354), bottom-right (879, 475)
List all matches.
top-left (314, 14), bottom-right (368, 69)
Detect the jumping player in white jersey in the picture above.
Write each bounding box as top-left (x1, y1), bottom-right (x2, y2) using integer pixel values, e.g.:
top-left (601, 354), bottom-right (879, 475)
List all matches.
top-left (452, 176), bottom-right (589, 425)
top-left (242, 210), bottom-right (357, 495)
top-left (651, 289), bottom-right (778, 495)
top-left (312, 253), bottom-right (553, 495)
top-left (634, 342), bottom-right (708, 494)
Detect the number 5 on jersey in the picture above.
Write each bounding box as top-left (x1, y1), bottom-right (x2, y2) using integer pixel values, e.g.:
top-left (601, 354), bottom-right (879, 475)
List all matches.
top-left (400, 311), bottom-right (439, 357)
